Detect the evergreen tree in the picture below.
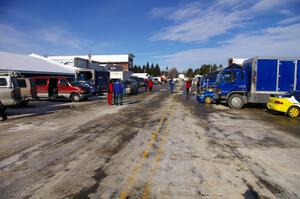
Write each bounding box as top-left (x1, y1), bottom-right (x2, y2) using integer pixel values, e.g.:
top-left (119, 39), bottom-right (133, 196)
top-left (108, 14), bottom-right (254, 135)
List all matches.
top-left (137, 65), bottom-right (142, 73)
top-left (133, 65), bottom-right (138, 73)
top-left (142, 65), bottom-right (146, 73)
top-left (145, 62), bottom-right (150, 74)
top-left (154, 64), bottom-right (161, 76)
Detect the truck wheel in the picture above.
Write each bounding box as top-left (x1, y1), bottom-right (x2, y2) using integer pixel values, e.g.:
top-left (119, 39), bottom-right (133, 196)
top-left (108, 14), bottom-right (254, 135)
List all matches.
top-left (71, 93), bottom-right (81, 102)
top-left (287, 106), bottom-right (300, 118)
top-left (204, 96), bottom-right (212, 104)
top-left (228, 94), bottom-right (244, 109)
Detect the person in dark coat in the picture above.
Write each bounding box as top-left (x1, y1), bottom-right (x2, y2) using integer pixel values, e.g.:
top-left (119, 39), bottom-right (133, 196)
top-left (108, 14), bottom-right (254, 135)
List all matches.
top-left (113, 81), bottom-right (124, 105)
top-left (196, 79), bottom-right (200, 93)
top-left (0, 100), bottom-right (7, 121)
top-left (169, 79), bottom-right (174, 94)
top-left (113, 81), bottom-right (119, 105)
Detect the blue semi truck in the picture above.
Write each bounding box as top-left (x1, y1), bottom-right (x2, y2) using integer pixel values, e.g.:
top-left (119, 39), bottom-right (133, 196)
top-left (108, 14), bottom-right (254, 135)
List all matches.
top-left (215, 57), bottom-right (300, 109)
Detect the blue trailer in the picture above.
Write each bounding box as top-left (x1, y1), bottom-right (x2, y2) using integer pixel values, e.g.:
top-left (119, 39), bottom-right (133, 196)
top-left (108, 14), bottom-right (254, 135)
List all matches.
top-left (215, 57), bottom-right (300, 109)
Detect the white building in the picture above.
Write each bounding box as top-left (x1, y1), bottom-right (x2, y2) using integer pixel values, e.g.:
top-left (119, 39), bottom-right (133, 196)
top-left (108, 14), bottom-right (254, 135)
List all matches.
top-left (48, 54), bottom-right (135, 71)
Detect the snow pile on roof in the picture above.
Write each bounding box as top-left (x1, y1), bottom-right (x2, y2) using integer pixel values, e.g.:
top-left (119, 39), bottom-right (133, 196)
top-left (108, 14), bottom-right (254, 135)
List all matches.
top-left (228, 58), bottom-right (247, 66)
top-left (29, 53), bottom-right (77, 71)
top-left (48, 54), bottom-right (134, 63)
top-left (0, 52), bottom-right (75, 75)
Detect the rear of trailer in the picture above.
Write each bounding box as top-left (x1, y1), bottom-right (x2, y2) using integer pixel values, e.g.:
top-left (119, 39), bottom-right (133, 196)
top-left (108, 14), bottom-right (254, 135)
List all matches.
top-left (244, 56), bottom-right (300, 103)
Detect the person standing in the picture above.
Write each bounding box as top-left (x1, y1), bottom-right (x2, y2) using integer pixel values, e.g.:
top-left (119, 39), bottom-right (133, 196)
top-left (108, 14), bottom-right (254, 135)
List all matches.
top-left (185, 79), bottom-right (191, 95)
top-left (148, 79), bottom-right (153, 92)
top-left (107, 80), bottom-right (113, 105)
top-left (113, 81), bottom-right (119, 105)
top-left (119, 81), bottom-right (124, 105)
top-left (169, 78), bottom-right (174, 94)
top-left (0, 100), bottom-right (7, 121)
top-left (196, 79), bottom-right (200, 93)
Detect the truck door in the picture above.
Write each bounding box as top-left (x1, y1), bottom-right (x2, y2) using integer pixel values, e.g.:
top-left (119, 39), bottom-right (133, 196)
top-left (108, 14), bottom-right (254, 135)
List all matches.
top-left (278, 60), bottom-right (295, 92)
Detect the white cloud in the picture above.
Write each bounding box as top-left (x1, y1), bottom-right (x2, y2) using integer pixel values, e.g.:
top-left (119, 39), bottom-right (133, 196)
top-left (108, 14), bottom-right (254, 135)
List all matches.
top-left (154, 23), bottom-right (300, 69)
top-left (251, 0), bottom-right (293, 11)
top-left (0, 23), bottom-right (36, 53)
top-left (38, 26), bottom-right (84, 50)
top-left (0, 23), bottom-right (104, 54)
top-left (150, 2), bottom-right (249, 43)
top-left (278, 16), bottom-right (300, 25)
top-left (150, 0), bottom-right (299, 43)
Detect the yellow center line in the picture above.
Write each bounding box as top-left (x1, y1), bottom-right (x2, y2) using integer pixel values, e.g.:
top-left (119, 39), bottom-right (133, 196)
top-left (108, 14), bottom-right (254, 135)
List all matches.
top-left (119, 113), bottom-right (167, 199)
top-left (140, 108), bottom-right (175, 199)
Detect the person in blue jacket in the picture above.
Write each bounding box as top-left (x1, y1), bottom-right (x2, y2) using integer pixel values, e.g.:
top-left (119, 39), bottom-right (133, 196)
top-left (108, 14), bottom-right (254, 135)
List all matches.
top-left (113, 80), bottom-right (124, 105)
top-left (169, 78), bottom-right (175, 94)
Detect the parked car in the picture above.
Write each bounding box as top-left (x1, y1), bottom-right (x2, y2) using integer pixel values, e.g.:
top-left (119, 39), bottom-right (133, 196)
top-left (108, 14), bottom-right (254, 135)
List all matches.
top-left (16, 77), bottom-right (38, 105)
top-left (31, 76), bottom-right (90, 102)
top-left (267, 91), bottom-right (300, 118)
top-left (197, 91), bottom-right (216, 104)
top-left (0, 72), bottom-right (22, 106)
top-left (152, 77), bottom-right (161, 85)
top-left (124, 79), bottom-right (138, 95)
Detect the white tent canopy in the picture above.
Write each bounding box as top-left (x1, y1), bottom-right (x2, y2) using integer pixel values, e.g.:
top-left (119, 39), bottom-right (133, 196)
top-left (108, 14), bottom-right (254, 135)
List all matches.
top-left (0, 52), bottom-right (75, 75)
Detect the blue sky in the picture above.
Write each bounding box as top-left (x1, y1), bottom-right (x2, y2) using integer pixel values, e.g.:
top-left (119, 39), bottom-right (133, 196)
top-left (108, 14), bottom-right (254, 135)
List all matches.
top-left (0, 0), bottom-right (300, 71)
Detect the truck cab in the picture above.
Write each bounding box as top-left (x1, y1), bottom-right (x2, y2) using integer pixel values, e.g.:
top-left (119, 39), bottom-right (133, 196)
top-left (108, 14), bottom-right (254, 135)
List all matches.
top-left (215, 64), bottom-right (250, 109)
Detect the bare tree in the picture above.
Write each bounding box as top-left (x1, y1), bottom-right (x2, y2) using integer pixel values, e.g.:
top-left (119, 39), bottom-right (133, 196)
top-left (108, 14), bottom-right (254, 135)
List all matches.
top-left (168, 67), bottom-right (179, 78)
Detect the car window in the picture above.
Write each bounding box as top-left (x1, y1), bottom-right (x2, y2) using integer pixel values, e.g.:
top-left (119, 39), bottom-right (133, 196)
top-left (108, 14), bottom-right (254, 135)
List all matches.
top-left (60, 79), bottom-right (69, 86)
top-left (0, 78), bottom-right (7, 86)
top-left (35, 79), bottom-right (47, 86)
top-left (17, 79), bottom-right (27, 88)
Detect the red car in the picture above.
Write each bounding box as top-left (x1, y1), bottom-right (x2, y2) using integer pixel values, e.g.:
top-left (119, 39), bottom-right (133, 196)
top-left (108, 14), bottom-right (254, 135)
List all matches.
top-left (31, 76), bottom-right (90, 102)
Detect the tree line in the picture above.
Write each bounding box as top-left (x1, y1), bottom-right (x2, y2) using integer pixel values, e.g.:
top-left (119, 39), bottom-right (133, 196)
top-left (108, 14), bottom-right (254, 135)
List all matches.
top-left (184, 64), bottom-right (223, 78)
top-left (129, 62), bottom-right (161, 77)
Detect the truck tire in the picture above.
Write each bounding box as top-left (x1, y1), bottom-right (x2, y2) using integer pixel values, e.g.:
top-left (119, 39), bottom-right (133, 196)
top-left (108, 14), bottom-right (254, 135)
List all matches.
top-left (287, 106), bottom-right (300, 118)
top-left (71, 93), bottom-right (81, 102)
top-left (204, 96), bottom-right (213, 104)
top-left (228, 94), bottom-right (244, 109)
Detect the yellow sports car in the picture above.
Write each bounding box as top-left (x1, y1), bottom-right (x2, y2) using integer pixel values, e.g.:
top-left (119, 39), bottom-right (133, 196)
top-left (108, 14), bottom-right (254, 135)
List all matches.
top-left (267, 91), bottom-right (300, 118)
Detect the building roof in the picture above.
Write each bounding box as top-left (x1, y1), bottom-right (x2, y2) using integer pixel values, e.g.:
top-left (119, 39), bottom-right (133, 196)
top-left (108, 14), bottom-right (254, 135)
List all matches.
top-left (0, 52), bottom-right (75, 75)
top-left (48, 54), bottom-right (135, 63)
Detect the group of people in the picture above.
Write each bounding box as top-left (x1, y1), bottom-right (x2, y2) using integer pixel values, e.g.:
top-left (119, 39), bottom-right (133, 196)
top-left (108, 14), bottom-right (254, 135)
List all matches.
top-left (107, 80), bottom-right (124, 106)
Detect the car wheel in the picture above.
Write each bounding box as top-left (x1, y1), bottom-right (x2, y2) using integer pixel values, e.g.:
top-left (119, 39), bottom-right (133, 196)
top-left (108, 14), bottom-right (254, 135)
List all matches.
top-left (71, 93), bottom-right (81, 102)
top-left (287, 106), bottom-right (300, 118)
top-left (204, 96), bottom-right (213, 104)
top-left (228, 94), bottom-right (244, 109)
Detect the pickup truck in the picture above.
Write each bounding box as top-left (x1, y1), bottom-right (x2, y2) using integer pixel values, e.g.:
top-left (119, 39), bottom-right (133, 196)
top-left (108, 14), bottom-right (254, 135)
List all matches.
top-left (0, 72), bottom-right (22, 107)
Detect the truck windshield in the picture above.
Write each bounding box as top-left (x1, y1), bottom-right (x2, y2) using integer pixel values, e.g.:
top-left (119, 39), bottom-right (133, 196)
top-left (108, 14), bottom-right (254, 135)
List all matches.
top-left (216, 71), bottom-right (236, 83)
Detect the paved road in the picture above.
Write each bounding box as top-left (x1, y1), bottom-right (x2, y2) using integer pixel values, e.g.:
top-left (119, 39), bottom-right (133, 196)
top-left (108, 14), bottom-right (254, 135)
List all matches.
top-left (0, 83), bottom-right (299, 199)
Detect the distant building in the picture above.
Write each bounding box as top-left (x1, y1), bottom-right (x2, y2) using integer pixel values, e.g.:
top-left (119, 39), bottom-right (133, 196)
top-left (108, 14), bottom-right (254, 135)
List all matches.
top-left (48, 54), bottom-right (135, 71)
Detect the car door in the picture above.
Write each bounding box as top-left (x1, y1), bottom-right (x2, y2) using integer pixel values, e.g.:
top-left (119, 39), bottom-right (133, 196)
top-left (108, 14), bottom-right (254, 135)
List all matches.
top-left (34, 78), bottom-right (48, 98)
top-left (58, 78), bottom-right (71, 99)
